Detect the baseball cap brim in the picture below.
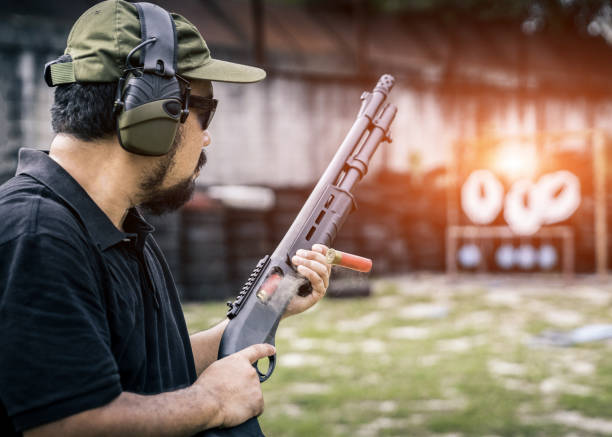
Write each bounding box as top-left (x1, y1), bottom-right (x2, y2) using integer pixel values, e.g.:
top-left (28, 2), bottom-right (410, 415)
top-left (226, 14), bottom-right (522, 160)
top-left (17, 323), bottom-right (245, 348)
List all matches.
top-left (182, 58), bottom-right (266, 83)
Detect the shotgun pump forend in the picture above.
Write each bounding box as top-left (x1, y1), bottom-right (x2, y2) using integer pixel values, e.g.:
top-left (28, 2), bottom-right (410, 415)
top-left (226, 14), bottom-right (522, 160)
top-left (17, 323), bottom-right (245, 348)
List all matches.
top-left (201, 74), bottom-right (397, 437)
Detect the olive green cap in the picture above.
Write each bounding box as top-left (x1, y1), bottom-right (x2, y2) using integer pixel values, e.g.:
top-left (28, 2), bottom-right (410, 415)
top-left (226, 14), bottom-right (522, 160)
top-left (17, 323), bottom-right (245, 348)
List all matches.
top-left (46, 0), bottom-right (266, 86)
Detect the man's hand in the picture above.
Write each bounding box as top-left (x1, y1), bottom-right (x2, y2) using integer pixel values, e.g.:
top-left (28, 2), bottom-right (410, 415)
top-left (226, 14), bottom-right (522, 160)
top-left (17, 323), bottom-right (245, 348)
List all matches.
top-left (284, 243), bottom-right (331, 318)
top-left (195, 343), bottom-right (275, 428)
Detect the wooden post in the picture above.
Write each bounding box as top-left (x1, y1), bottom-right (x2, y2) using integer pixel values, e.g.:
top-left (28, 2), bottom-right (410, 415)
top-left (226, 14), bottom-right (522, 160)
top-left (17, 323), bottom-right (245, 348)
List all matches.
top-left (445, 137), bottom-right (458, 277)
top-left (562, 227), bottom-right (574, 283)
top-left (593, 131), bottom-right (607, 279)
top-left (446, 226), bottom-right (458, 276)
top-left (251, 0), bottom-right (266, 66)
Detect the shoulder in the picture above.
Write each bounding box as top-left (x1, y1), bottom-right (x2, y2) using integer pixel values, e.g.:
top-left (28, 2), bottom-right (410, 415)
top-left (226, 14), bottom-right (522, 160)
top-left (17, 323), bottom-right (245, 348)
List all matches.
top-left (0, 174), bottom-right (90, 249)
top-left (0, 177), bottom-right (105, 305)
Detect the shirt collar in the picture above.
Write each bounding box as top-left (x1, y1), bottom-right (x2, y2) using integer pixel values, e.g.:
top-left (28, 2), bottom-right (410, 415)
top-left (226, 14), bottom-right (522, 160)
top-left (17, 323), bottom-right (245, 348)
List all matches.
top-left (16, 148), bottom-right (154, 251)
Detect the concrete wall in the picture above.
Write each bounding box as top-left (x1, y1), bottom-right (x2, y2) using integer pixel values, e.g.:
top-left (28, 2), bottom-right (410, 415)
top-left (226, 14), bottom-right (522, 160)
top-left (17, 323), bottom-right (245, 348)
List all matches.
top-left (0, 16), bottom-right (63, 183)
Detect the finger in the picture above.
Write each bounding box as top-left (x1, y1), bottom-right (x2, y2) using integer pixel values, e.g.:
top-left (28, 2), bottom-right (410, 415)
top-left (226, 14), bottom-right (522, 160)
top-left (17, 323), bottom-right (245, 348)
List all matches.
top-left (297, 264), bottom-right (326, 295)
top-left (296, 249), bottom-right (328, 266)
top-left (310, 246), bottom-right (332, 274)
top-left (292, 254), bottom-right (328, 276)
top-left (292, 255), bottom-right (329, 288)
top-left (238, 343), bottom-right (276, 364)
top-left (312, 244), bottom-right (329, 255)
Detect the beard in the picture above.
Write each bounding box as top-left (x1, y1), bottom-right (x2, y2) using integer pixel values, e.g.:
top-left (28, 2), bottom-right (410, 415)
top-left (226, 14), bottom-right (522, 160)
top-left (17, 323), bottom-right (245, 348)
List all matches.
top-left (139, 138), bottom-right (207, 216)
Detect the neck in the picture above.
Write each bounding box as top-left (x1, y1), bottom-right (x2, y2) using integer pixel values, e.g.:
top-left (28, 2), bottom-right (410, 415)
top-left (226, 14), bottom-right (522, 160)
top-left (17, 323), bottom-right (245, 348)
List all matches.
top-left (49, 134), bottom-right (141, 230)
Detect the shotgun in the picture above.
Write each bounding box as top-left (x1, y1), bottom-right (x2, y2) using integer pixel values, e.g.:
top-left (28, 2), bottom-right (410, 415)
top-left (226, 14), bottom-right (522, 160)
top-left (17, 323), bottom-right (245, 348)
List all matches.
top-left (202, 74), bottom-right (397, 437)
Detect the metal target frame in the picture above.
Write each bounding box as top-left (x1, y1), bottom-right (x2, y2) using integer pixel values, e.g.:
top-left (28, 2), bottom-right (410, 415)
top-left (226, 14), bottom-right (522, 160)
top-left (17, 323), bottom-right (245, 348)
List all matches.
top-left (446, 130), bottom-right (608, 280)
top-left (446, 225), bottom-right (574, 280)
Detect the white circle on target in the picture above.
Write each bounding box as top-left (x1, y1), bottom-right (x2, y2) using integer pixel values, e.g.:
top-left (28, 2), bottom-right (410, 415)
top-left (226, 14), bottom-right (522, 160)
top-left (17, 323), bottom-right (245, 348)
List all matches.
top-left (458, 244), bottom-right (482, 268)
top-left (538, 244), bottom-right (558, 270)
top-left (515, 244), bottom-right (537, 269)
top-left (461, 170), bottom-right (504, 225)
top-left (495, 244), bottom-right (515, 270)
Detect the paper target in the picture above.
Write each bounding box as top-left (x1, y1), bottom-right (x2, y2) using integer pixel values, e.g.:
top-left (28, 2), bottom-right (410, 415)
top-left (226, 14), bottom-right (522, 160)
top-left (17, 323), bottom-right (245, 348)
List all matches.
top-left (461, 170), bottom-right (504, 225)
top-left (461, 169), bottom-right (581, 235)
top-left (504, 179), bottom-right (541, 236)
top-left (535, 171), bottom-right (581, 225)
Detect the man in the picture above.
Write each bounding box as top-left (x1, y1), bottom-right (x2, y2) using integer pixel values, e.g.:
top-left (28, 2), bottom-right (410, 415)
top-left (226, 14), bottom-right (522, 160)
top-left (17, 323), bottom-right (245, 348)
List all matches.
top-left (0, 1), bottom-right (331, 435)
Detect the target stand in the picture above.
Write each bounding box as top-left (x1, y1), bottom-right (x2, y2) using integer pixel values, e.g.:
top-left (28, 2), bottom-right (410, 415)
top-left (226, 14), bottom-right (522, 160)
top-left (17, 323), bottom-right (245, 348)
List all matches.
top-left (446, 130), bottom-right (608, 280)
top-left (446, 225), bottom-right (574, 281)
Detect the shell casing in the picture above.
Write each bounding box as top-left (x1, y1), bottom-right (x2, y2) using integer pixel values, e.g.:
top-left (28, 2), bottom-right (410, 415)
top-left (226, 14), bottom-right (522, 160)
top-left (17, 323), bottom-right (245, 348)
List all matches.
top-left (325, 248), bottom-right (372, 273)
top-left (325, 248), bottom-right (342, 265)
top-left (257, 273), bottom-right (282, 302)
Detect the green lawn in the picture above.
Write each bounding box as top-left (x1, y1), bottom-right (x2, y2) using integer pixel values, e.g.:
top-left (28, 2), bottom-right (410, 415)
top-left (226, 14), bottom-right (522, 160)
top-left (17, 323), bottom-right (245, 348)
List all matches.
top-left (182, 274), bottom-right (612, 436)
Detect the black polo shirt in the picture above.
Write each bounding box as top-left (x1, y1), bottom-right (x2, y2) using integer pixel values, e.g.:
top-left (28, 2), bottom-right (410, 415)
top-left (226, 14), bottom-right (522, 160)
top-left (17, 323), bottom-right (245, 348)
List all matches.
top-left (0, 149), bottom-right (197, 434)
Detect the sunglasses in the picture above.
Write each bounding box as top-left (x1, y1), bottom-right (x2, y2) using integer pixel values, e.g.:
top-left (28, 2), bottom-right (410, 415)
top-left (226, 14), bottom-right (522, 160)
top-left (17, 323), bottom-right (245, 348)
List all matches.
top-left (188, 95), bottom-right (218, 131)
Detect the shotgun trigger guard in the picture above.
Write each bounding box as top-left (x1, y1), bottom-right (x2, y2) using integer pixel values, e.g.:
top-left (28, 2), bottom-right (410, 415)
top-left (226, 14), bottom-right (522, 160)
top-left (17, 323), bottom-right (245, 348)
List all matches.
top-left (254, 353), bottom-right (276, 382)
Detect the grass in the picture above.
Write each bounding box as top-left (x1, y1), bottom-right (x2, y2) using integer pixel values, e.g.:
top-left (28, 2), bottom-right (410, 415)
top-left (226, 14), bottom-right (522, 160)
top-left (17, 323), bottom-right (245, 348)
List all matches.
top-left (182, 274), bottom-right (612, 436)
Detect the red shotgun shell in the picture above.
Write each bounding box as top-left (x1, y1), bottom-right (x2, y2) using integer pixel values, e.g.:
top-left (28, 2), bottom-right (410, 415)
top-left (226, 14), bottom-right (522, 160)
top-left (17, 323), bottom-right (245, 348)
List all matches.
top-left (325, 248), bottom-right (372, 273)
top-left (257, 273), bottom-right (282, 302)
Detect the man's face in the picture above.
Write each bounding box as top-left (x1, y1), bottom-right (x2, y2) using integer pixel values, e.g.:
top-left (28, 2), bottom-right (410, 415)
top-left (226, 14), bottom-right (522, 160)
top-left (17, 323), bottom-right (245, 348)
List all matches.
top-left (139, 80), bottom-right (213, 215)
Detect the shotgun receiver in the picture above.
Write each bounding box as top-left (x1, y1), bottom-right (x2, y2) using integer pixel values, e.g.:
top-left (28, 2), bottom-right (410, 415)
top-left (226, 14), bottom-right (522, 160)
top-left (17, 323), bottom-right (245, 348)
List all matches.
top-left (202, 74), bottom-right (397, 437)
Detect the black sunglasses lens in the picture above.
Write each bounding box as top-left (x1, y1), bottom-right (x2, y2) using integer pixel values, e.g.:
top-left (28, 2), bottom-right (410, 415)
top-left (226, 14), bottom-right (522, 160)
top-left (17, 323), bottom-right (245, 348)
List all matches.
top-left (189, 97), bottom-right (217, 130)
top-left (198, 107), bottom-right (215, 130)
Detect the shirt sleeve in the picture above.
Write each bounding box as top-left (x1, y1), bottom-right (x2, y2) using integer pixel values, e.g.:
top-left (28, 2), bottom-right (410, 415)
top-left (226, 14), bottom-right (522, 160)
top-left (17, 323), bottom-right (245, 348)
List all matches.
top-left (0, 232), bottom-right (122, 432)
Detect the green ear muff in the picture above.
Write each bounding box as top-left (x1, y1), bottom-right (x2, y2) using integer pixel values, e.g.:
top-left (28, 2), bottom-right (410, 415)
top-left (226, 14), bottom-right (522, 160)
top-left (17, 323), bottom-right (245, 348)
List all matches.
top-left (116, 71), bottom-right (183, 156)
top-left (114, 2), bottom-right (189, 156)
top-left (118, 99), bottom-right (181, 156)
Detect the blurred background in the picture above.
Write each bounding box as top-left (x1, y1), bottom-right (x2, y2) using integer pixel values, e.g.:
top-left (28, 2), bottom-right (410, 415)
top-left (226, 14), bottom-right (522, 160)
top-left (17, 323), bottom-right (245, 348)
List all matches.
top-left (5, 1), bottom-right (612, 435)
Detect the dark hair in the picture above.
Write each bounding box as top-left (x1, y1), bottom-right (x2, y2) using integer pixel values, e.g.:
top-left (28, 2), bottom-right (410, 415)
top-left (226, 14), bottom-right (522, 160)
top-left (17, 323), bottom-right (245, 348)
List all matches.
top-left (50, 78), bottom-right (190, 142)
top-left (51, 81), bottom-right (117, 141)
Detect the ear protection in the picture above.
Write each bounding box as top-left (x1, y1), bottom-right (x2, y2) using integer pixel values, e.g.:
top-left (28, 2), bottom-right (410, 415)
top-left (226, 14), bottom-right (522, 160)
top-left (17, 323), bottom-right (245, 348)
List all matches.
top-left (113, 2), bottom-right (191, 156)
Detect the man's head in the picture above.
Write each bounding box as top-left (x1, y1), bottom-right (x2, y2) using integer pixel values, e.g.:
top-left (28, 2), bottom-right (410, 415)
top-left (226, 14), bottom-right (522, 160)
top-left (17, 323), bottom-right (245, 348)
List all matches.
top-left (137, 79), bottom-right (214, 215)
top-left (51, 74), bottom-right (214, 215)
top-left (47, 0), bottom-right (265, 214)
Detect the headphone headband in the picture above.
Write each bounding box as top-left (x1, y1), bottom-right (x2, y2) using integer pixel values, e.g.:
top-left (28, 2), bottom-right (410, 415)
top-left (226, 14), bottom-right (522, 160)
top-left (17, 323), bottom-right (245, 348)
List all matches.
top-left (114, 2), bottom-right (189, 156)
top-left (134, 3), bottom-right (177, 76)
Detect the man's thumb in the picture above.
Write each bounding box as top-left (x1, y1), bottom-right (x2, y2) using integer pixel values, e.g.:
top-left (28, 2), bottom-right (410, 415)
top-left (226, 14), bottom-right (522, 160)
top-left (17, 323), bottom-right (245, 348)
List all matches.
top-left (239, 343), bottom-right (276, 364)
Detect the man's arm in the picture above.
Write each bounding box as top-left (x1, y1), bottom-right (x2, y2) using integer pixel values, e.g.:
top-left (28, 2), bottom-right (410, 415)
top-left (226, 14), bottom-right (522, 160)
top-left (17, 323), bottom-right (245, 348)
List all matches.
top-left (190, 319), bottom-right (229, 376)
top-left (24, 343), bottom-right (275, 437)
top-left (25, 390), bottom-right (212, 437)
top-left (189, 244), bottom-right (331, 376)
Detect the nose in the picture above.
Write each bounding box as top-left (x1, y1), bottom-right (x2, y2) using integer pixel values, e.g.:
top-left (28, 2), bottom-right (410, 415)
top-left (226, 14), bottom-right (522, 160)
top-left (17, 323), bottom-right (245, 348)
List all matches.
top-left (203, 130), bottom-right (212, 147)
